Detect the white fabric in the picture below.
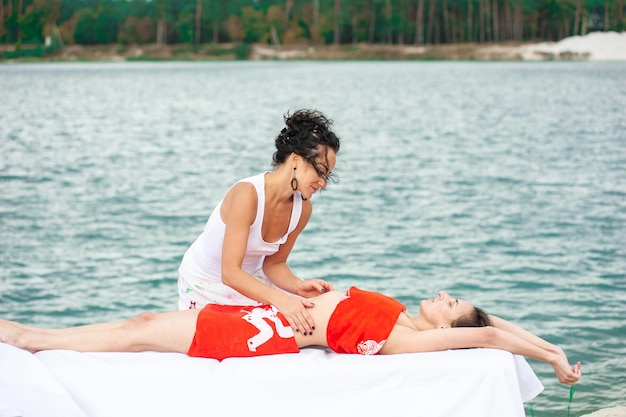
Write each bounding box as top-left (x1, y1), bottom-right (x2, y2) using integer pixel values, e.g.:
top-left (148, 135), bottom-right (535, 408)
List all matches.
top-left (0, 343), bottom-right (543, 417)
top-left (177, 172), bottom-right (303, 309)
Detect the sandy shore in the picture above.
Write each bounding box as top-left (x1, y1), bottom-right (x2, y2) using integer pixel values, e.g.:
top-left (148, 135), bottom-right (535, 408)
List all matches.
top-left (581, 406), bottom-right (626, 417)
top-left (250, 31), bottom-right (626, 61)
top-left (519, 31), bottom-right (626, 61)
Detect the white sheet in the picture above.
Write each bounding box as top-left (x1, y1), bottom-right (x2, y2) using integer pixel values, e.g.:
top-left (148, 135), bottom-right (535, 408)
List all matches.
top-left (0, 343), bottom-right (543, 417)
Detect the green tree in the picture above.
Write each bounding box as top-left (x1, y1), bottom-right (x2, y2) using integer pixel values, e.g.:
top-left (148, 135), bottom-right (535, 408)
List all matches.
top-left (241, 6), bottom-right (266, 43)
top-left (333, 0), bottom-right (341, 44)
top-left (0, 0), bottom-right (5, 40)
top-left (72, 4), bottom-right (118, 45)
top-left (93, 6), bottom-right (118, 43)
top-left (60, 0), bottom-right (98, 23)
top-left (194, 0), bottom-right (202, 43)
top-left (19, 0), bottom-right (61, 43)
top-left (175, 8), bottom-right (194, 43)
top-left (266, 4), bottom-right (286, 44)
top-left (415, 0), bottom-right (425, 43)
top-left (155, 0), bottom-right (166, 44)
top-left (4, 0), bottom-right (623, 49)
top-left (119, 16), bottom-right (154, 44)
top-left (73, 8), bottom-right (96, 44)
top-left (224, 14), bottom-right (244, 41)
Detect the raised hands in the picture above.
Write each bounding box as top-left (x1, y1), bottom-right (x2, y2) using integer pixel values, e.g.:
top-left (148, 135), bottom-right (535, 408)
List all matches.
top-left (551, 355), bottom-right (582, 385)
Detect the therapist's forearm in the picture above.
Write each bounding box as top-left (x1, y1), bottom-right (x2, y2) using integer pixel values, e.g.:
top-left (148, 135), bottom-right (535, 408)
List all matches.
top-left (262, 261), bottom-right (303, 295)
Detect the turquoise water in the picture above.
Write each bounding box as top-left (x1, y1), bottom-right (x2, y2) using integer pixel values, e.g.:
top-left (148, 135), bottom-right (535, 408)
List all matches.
top-left (1, 61), bottom-right (624, 416)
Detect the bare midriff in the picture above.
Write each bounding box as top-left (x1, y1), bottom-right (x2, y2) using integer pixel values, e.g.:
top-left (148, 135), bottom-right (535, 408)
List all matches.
top-left (293, 290), bottom-right (416, 349)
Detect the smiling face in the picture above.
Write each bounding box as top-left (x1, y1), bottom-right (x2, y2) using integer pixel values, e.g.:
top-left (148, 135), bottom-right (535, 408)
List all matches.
top-left (298, 147), bottom-right (337, 199)
top-left (419, 291), bottom-right (475, 329)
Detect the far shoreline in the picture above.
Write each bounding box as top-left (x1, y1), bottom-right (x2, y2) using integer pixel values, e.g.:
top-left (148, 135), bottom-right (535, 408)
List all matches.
top-left (2, 32), bottom-right (625, 63)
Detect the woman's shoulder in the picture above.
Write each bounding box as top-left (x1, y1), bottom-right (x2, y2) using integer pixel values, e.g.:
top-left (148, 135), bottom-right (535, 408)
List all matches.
top-left (221, 173), bottom-right (265, 205)
top-left (225, 181), bottom-right (257, 201)
top-left (236, 172), bottom-right (269, 186)
top-left (394, 311), bottom-right (418, 329)
top-left (221, 182), bottom-right (258, 222)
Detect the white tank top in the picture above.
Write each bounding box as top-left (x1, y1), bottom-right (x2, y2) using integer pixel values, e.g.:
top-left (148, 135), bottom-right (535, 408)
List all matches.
top-left (177, 172), bottom-right (303, 308)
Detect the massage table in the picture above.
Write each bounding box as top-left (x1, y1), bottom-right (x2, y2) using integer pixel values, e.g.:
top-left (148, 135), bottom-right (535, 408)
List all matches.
top-left (0, 343), bottom-right (543, 417)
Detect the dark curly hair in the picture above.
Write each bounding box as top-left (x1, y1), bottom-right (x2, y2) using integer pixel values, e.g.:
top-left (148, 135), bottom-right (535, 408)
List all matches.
top-left (272, 109), bottom-right (341, 182)
top-left (451, 307), bottom-right (492, 328)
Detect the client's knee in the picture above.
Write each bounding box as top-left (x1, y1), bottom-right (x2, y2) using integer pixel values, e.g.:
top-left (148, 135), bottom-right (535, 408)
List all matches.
top-left (124, 312), bottom-right (157, 329)
top-left (133, 312), bottom-right (157, 323)
top-left (120, 312), bottom-right (159, 351)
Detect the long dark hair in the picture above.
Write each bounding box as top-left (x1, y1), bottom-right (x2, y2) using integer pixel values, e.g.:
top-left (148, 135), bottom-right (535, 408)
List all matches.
top-left (451, 307), bottom-right (492, 328)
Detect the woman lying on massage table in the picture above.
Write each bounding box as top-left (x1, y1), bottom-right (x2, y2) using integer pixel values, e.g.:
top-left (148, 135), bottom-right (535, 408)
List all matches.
top-left (0, 286), bottom-right (581, 385)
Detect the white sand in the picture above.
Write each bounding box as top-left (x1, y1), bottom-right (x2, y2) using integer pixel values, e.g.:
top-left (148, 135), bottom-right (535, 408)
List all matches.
top-left (520, 31), bottom-right (626, 60)
top-left (581, 406), bottom-right (626, 417)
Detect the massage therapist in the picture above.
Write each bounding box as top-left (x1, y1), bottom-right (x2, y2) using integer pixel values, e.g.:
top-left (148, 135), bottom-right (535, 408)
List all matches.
top-left (177, 109), bottom-right (341, 337)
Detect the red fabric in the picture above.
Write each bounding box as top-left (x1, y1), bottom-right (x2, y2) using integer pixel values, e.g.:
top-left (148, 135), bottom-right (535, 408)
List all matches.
top-left (327, 287), bottom-right (406, 355)
top-left (188, 304), bottom-right (299, 361)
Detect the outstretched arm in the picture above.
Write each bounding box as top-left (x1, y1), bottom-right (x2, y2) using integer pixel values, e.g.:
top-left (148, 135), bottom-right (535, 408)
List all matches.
top-left (483, 325), bottom-right (581, 385)
top-left (488, 315), bottom-right (567, 359)
top-left (382, 325), bottom-right (581, 385)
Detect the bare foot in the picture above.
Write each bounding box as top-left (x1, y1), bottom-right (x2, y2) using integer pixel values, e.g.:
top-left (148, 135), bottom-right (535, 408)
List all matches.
top-left (0, 319), bottom-right (33, 353)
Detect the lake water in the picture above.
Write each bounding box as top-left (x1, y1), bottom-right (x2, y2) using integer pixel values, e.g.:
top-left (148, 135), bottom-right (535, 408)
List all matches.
top-left (1, 60), bottom-right (624, 416)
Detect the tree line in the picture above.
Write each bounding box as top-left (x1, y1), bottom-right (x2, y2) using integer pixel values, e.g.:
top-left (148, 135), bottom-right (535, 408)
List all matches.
top-left (1, 0), bottom-right (624, 47)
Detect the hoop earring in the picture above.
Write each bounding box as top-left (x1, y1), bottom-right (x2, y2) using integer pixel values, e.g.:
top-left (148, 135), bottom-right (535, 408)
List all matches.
top-left (291, 167), bottom-right (298, 191)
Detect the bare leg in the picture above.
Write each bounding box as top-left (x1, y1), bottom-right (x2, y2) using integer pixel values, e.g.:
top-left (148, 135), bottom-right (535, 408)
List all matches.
top-left (8, 319), bottom-right (134, 336)
top-left (0, 309), bottom-right (201, 354)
